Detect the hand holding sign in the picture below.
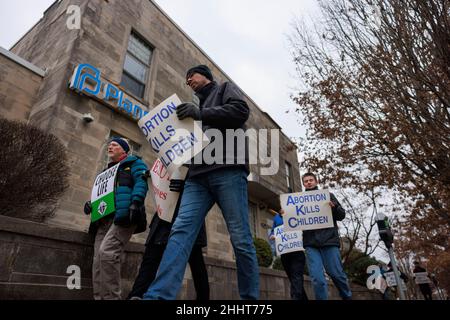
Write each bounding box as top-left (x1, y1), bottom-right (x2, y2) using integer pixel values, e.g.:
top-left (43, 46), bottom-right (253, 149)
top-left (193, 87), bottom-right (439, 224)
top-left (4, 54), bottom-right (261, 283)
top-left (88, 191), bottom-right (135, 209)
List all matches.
top-left (149, 159), bottom-right (188, 222)
top-left (169, 179), bottom-right (185, 192)
top-left (84, 201), bottom-right (92, 215)
top-left (176, 102), bottom-right (201, 120)
top-left (138, 94), bottom-right (209, 176)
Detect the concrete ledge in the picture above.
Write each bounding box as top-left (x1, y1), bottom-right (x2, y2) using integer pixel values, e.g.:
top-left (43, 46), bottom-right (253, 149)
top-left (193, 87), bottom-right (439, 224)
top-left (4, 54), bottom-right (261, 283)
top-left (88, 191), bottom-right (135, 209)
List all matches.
top-left (0, 215), bottom-right (381, 300)
top-left (0, 47), bottom-right (46, 77)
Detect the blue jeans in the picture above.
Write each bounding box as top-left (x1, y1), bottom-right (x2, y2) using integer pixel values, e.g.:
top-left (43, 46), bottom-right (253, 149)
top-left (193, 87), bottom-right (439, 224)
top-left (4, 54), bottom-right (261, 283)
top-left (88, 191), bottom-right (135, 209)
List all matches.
top-left (305, 246), bottom-right (352, 300)
top-left (143, 167), bottom-right (259, 300)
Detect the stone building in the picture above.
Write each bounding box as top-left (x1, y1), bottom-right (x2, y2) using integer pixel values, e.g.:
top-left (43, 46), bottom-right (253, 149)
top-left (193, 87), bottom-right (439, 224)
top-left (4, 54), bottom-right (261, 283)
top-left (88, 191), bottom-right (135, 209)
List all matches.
top-left (0, 0), bottom-right (380, 300)
top-left (4, 0), bottom-right (300, 258)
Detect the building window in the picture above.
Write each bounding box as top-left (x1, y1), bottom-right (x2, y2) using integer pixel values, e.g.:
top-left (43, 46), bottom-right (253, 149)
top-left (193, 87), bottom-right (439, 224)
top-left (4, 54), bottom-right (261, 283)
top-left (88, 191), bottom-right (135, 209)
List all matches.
top-left (285, 161), bottom-right (294, 193)
top-left (120, 32), bottom-right (153, 99)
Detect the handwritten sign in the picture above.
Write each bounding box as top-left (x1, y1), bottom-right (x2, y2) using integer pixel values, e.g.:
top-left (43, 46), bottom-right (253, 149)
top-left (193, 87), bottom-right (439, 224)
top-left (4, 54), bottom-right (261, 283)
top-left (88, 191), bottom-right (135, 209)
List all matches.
top-left (150, 159), bottom-right (188, 222)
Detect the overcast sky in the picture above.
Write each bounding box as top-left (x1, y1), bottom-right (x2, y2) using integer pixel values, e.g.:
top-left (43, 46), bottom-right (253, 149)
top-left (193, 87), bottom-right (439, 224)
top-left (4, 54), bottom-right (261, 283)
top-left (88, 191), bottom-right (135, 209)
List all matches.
top-left (0, 0), bottom-right (320, 141)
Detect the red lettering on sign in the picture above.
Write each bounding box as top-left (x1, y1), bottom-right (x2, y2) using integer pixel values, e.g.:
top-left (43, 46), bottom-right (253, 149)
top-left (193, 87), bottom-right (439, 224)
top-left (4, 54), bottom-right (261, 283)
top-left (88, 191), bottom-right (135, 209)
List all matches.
top-left (151, 159), bottom-right (170, 181)
top-left (152, 183), bottom-right (167, 200)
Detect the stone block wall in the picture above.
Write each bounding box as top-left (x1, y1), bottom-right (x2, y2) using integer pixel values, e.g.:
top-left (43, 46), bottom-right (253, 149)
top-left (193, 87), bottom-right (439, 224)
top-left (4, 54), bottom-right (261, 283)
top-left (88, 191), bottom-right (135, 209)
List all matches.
top-left (0, 53), bottom-right (43, 121)
top-left (0, 215), bottom-right (381, 300)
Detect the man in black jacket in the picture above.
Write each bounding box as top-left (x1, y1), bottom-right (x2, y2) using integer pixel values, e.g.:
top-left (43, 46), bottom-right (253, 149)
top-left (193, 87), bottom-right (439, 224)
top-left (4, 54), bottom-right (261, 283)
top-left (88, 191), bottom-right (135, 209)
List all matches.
top-left (413, 261), bottom-right (433, 300)
top-left (143, 65), bottom-right (259, 300)
top-left (302, 172), bottom-right (352, 300)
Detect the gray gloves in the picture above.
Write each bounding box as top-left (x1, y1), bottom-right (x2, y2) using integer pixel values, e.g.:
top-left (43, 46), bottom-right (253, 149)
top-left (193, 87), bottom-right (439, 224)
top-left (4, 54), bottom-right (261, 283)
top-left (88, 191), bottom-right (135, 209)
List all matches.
top-left (176, 102), bottom-right (201, 120)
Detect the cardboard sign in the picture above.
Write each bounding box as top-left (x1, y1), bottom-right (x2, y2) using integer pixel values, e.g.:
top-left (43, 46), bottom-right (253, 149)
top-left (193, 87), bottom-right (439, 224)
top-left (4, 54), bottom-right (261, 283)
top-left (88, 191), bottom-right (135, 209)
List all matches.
top-left (90, 163), bottom-right (120, 222)
top-left (281, 189), bottom-right (334, 231)
top-left (384, 272), bottom-right (407, 290)
top-left (150, 159), bottom-right (188, 222)
top-left (414, 272), bottom-right (432, 284)
top-left (384, 271), bottom-right (397, 287)
top-left (138, 94), bottom-right (209, 175)
top-left (274, 225), bottom-right (304, 256)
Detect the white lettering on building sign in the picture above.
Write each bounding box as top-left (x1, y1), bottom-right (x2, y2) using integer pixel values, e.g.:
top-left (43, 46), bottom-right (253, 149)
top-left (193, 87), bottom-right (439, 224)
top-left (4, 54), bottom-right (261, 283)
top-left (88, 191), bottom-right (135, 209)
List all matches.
top-left (69, 64), bottom-right (149, 120)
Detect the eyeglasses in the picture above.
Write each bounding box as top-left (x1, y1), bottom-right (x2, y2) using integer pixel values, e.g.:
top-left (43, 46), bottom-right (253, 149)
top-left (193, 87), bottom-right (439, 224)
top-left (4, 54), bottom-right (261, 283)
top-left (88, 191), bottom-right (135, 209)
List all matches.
top-left (186, 74), bottom-right (193, 85)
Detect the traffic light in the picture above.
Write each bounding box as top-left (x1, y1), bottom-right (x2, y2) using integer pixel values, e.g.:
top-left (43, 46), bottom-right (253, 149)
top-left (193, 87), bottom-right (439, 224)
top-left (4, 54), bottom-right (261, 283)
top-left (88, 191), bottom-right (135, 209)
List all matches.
top-left (377, 214), bottom-right (394, 248)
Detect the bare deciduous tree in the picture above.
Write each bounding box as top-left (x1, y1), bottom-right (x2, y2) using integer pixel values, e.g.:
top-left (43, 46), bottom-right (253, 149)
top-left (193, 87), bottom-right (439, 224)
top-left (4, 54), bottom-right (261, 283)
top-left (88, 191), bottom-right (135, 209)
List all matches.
top-left (0, 117), bottom-right (69, 222)
top-left (337, 188), bottom-right (382, 264)
top-left (290, 0), bottom-right (449, 292)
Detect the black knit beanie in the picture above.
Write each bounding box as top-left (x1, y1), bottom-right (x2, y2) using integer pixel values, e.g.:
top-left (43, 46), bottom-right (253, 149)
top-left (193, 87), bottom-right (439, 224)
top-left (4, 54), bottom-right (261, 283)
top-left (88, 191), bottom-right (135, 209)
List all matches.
top-left (186, 65), bottom-right (213, 81)
top-left (111, 137), bottom-right (130, 153)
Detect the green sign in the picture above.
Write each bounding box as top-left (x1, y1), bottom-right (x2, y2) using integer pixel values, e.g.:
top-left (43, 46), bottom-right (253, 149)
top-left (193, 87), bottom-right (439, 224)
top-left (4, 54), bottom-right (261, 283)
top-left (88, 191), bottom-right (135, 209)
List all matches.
top-left (90, 163), bottom-right (120, 222)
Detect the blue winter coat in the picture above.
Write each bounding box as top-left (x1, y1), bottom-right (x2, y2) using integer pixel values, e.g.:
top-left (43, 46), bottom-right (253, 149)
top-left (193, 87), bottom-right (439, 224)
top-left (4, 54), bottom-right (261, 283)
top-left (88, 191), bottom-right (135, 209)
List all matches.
top-left (113, 155), bottom-right (148, 222)
top-left (269, 213), bottom-right (284, 238)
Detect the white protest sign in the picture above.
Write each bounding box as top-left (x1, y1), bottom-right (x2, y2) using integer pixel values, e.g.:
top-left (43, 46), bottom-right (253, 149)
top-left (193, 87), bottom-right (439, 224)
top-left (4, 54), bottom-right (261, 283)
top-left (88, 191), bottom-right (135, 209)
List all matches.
top-left (90, 163), bottom-right (120, 222)
top-left (384, 272), bottom-right (407, 290)
top-left (280, 189), bottom-right (334, 231)
top-left (138, 94), bottom-right (209, 175)
top-left (414, 272), bottom-right (432, 284)
top-left (274, 225), bottom-right (304, 256)
top-left (384, 272), bottom-right (397, 287)
top-left (150, 158), bottom-right (188, 223)
top-left (379, 276), bottom-right (388, 293)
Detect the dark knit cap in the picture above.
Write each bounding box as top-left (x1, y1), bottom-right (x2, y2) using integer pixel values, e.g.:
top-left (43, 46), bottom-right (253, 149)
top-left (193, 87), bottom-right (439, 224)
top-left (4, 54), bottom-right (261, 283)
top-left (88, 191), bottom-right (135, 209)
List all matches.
top-left (186, 65), bottom-right (213, 81)
top-left (111, 137), bottom-right (130, 153)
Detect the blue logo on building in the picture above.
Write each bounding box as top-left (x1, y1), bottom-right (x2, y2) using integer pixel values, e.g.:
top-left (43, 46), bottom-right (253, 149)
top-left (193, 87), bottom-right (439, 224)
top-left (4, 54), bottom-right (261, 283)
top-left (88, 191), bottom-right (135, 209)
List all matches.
top-left (69, 63), bottom-right (149, 120)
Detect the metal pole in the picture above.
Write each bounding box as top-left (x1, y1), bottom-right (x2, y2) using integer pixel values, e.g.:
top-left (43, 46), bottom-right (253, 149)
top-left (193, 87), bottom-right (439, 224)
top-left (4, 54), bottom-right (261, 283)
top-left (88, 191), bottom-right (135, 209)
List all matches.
top-left (439, 288), bottom-right (446, 300)
top-left (388, 247), bottom-right (407, 300)
top-left (435, 282), bottom-right (445, 300)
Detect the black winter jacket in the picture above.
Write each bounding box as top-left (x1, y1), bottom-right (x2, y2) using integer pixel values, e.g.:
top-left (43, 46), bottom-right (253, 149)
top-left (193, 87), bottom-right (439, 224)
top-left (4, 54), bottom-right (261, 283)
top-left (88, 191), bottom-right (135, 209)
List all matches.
top-left (145, 190), bottom-right (207, 247)
top-left (303, 189), bottom-right (346, 248)
top-left (188, 81), bottom-right (250, 177)
top-left (145, 213), bottom-right (207, 248)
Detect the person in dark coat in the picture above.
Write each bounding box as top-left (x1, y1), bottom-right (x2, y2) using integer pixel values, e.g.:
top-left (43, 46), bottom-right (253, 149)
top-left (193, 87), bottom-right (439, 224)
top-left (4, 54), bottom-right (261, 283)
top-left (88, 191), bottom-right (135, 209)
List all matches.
top-left (302, 172), bottom-right (352, 300)
top-left (143, 65), bottom-right (258, 300)
top-left (413, 261), bottom-right (433, 300)
top-left (269, 209), bottom-right (308, 300)
top-left (127, 178), bottom-right (209, 300)
top-left (382, 262), bottom-right (409, 300)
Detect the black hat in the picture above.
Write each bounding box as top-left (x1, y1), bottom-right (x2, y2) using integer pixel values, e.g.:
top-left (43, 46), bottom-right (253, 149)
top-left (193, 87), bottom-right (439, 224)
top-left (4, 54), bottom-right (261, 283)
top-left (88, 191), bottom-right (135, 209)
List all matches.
top-left (111, 137), bottom-right (130, 153)
top-left (186, 65), bottom-right (213, 81)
